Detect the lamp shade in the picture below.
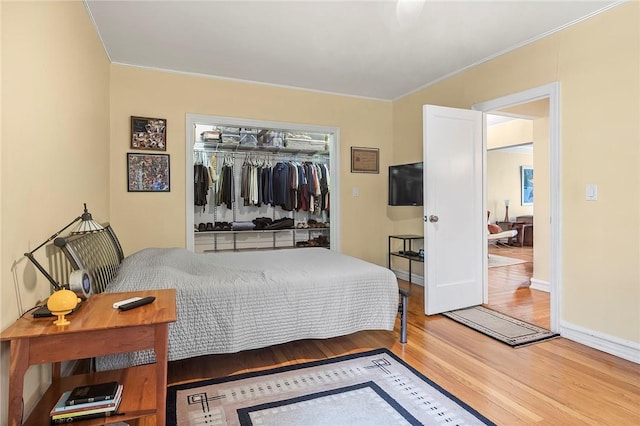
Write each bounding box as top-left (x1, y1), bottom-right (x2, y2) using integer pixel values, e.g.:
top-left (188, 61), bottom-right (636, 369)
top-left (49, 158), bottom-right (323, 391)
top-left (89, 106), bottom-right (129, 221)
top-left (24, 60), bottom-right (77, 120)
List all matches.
top-left (70, 204), bottom-right (104, 234)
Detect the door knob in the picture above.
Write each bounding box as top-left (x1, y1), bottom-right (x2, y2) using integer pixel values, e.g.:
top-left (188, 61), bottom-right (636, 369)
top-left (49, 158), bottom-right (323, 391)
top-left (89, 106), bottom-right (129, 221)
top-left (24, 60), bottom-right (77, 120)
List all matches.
top-left (429, 215), bottom-right (439, 223)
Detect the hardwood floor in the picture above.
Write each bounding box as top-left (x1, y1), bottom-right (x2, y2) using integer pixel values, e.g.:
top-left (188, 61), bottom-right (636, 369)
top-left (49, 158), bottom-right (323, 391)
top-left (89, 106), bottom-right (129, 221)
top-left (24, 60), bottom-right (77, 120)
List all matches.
top-left (139, 258), bottom-right (639, 425)
top-left (486, 245), bottom-right (550, 328)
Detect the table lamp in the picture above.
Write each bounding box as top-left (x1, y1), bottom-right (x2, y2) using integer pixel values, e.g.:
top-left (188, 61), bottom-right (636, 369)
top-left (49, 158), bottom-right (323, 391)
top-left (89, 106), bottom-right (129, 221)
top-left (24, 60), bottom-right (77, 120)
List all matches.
top-left (24, 203), bottom-right (103, 325)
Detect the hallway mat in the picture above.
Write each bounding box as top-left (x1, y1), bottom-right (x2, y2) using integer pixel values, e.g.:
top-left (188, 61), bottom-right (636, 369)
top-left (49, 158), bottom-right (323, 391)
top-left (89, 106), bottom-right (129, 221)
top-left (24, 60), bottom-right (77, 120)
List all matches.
top-left (442, 305), bottom-right (559, 348)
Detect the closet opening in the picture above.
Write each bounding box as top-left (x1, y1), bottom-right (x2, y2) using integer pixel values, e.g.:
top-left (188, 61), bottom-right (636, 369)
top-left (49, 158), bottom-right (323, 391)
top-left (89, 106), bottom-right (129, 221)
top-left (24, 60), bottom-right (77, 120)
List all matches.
top-left (185, 114), bottom-right (340, 253)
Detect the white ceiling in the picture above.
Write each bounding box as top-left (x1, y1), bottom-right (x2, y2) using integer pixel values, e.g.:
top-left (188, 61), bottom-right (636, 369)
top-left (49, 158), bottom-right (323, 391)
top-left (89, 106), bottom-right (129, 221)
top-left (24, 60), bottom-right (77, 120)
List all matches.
top-left (85, 0), bottom-right (619, 101)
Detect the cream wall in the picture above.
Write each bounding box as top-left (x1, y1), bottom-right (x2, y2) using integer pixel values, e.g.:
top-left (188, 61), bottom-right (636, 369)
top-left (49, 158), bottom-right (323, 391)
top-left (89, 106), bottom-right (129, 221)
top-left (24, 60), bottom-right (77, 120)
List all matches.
top-left (486, 150), bottom-right (534, 222)
top-left (487, 119), bottom-right (534, 150)
top-left (392, 3), bottom-right (639, 343)
top-left (1, 2), bottom-right (111, 424)
top-left (109, 66), bottom-right (394, 265)
top-left (532, 117), bottom-right (550, 283)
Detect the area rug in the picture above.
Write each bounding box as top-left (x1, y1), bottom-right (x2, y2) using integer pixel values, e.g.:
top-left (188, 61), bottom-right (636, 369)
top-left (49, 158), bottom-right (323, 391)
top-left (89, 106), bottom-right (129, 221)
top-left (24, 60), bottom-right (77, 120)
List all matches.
top-left (442, 306), bottom-right (559, 348)
top-left (167, 348), bottom-right (495, 425)
top-left (487, 254), bottom-right (526, 268)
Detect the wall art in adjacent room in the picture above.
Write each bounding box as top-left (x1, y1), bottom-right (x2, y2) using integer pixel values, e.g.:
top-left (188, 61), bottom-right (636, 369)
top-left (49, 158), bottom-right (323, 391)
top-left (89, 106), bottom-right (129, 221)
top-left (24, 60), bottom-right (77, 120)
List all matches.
top-left (521, 165), bottom-right (533, 205)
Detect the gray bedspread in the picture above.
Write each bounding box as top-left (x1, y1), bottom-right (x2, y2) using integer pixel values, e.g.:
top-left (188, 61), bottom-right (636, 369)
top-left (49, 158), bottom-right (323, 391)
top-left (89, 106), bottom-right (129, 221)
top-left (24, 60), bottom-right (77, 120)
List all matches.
top-left (99, 247), bottom-right (398, 370)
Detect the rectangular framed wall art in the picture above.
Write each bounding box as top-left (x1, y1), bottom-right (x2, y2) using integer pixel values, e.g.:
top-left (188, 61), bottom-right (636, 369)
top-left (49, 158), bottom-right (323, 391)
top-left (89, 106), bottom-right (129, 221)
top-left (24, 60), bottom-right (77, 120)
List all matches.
top-left (131, 116), bottom-right (167, 151)
top-left (127, 153), bottom-right (170, 192)
top-left (520, 165), bottom-right (533, 205)
top-left (351, 147), bottom-right (379, 174)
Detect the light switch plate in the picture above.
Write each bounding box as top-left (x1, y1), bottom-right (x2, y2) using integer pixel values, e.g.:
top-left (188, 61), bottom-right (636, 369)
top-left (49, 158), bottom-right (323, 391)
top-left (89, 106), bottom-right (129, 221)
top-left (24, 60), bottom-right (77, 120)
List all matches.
top-left (586, 184), bottom-right (598, 201)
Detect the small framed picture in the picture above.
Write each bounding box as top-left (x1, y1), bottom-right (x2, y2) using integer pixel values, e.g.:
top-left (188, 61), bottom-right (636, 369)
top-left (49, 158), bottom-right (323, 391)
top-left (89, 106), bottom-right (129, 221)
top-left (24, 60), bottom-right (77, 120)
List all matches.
top-left (521, 165), bottom-right (533, 205)
top-left (127, 153), bottom-right (170, 192)
top-left (131, 116), bottom-right (167, 151)
top-left (351, 147), bottom-right (379, 174)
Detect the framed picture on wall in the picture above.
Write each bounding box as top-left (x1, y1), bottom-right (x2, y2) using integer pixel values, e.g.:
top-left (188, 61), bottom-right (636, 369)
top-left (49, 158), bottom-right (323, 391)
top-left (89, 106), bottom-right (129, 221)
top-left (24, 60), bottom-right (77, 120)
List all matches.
top-left (351, 147), bottom-right (379, 173)
top-left (127, 153), bottom-right (170, 192)
top-left (130, 116), bottom-right (167, 151)
top-left (521, 165), bottom-right (533, 205)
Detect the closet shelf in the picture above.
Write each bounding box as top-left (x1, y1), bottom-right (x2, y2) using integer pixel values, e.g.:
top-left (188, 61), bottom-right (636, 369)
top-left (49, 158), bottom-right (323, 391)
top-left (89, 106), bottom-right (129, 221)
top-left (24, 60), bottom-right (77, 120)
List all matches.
top-left (203, 245), bottom-right (330, 254)
top-left (195, 229), bottom-right (294, 235)
top-left (195, 227), bottom-right (329, 235)
top-left (194, 141), bottom-right (329, 156)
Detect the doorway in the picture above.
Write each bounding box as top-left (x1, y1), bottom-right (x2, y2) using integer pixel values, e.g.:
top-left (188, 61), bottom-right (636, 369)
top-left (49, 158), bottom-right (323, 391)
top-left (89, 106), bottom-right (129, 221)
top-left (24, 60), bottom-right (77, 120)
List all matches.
top-left (474, 82), bottom-right (561, 332)
top-left (486, 113), bottom-right (547, 327)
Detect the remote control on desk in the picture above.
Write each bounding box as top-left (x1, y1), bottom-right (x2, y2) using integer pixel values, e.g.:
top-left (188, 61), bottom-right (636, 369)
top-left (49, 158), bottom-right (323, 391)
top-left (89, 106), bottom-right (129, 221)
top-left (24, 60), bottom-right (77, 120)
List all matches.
top-left (118, 296), bottom-right (156, 311)
top-left (113, 297), bottom-right (142, 309)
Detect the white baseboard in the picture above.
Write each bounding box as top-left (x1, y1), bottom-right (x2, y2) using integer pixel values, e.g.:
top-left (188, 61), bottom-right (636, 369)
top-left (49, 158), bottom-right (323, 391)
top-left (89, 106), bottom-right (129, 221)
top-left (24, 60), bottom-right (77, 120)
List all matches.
top-left (560, 321), bottom-right (640, 364)
top-left (391, 268), bottom-right (424, 287)
top-left (530, 277), bottom-right (550, 292)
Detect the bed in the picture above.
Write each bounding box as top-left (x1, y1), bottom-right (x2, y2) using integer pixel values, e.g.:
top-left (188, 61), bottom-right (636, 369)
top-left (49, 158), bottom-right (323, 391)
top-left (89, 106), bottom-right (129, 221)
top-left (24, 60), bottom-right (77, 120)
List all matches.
top-left (54, 225), bottom-right (400, 370)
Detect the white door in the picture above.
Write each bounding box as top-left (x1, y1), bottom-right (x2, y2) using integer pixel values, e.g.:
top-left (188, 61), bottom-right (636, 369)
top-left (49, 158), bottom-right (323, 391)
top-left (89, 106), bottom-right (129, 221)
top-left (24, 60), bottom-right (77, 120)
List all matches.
top-left (423, 105), bottom-right (484, 315)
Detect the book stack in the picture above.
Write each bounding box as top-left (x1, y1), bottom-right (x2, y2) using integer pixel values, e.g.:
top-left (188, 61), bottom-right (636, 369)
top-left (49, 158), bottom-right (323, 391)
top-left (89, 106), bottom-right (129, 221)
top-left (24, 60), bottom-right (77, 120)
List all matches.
top-left (50, 381), bottom-right (122, 424)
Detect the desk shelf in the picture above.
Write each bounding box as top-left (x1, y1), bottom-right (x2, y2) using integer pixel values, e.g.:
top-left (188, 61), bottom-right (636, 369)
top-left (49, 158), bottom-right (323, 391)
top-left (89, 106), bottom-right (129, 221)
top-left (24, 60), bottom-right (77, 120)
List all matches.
top-left (25, 364), bottom-right (156, 425)
top-left (388, 235), bottom-right (424, 284)
top-left (389, 252), bottom-right (424, 262)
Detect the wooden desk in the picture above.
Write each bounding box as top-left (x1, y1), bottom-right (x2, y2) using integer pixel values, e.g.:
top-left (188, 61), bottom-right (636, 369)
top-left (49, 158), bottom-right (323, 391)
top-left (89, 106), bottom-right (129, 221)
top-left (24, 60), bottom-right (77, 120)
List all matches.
top-left (1, 289), bottom-right (176, 426)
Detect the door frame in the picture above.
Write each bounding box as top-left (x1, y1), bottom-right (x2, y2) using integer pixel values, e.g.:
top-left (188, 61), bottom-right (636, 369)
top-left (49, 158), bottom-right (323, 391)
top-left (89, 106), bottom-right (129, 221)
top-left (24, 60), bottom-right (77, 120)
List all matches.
top-left (473, 82), bottom-right (561, 332)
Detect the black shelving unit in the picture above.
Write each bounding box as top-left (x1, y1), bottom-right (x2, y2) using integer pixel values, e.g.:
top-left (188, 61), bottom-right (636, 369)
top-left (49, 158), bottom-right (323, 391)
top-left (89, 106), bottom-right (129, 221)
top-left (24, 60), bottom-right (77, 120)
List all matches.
top-left (388, 234), bottom-right (424, 285)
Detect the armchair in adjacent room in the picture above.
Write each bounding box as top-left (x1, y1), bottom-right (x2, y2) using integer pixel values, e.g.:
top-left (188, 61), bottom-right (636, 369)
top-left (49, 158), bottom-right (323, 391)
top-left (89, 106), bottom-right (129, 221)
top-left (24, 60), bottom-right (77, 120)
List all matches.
top-left (487, 211), bottom-right (517, 247)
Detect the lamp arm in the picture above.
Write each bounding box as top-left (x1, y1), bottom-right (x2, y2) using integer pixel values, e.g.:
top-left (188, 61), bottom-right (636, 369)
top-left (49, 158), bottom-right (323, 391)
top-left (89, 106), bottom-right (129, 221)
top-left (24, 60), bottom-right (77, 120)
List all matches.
top-left (23, 215), bottom-right (81, 292)
top-left (27, 216), bottom-right (81, 254)
top-left (24, 252), bottom-right (61, 291)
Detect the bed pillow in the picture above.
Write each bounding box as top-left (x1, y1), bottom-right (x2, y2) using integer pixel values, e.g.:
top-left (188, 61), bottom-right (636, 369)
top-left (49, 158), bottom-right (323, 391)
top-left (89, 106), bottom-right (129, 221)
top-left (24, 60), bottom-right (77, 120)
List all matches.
top-left (488, 224), bottom-right (502, 234)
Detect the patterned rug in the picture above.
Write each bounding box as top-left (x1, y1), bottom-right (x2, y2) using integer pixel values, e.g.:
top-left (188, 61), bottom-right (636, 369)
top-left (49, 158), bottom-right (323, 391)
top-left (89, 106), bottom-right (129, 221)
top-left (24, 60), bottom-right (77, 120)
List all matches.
top-left (167, 348), bottom-right (494, 425)
top-left (442, 306), bottom-right (559, 348)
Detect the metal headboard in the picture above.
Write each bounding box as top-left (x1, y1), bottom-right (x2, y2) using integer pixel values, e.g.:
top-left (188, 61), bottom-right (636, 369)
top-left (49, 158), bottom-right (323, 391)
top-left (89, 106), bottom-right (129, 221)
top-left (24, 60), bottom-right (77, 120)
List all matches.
top-left (54, 223), bottom-right (124, 294)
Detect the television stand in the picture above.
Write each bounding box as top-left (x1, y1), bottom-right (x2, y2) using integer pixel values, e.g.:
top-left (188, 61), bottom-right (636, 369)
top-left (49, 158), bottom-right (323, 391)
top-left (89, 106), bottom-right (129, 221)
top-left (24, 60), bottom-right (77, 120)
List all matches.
top-left (388, 234), bottom-right (424, 285)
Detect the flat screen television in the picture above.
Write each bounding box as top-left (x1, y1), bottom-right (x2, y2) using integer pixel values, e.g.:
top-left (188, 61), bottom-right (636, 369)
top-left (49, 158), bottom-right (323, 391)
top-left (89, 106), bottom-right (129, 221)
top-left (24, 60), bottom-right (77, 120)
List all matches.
top-left (389, 162), bottom-right (423, 206)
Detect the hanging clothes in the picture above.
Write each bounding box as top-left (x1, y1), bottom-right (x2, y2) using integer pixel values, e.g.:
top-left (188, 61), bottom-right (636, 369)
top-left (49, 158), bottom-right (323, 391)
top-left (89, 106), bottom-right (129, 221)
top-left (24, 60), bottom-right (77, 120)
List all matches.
top-left (241, 158), bottom-right (250, 206)
top-left (262, 164), bottom-right (273, 205)
top-left (240, 156), bottom-right (265, 207)
top-left (217, 157), bottom-right (235, 210)
top-left (321, 163), bottom-right (330, 211)
top-left (194, 163), bottom-right (210, 212)
top-left (198, 152), bottom-right (328, 214)
top-left (208, 154), bottom-right (218, 183)
top-left (272, 161), bottom-right (291, 210)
